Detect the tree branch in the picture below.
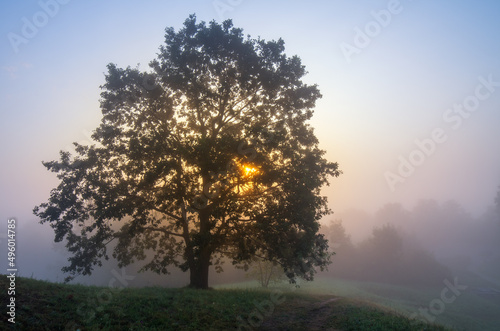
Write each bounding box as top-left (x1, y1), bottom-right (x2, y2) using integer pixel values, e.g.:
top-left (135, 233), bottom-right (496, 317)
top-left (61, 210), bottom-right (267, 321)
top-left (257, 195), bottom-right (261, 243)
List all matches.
top-left (142, 226), bottom-right (184, 238)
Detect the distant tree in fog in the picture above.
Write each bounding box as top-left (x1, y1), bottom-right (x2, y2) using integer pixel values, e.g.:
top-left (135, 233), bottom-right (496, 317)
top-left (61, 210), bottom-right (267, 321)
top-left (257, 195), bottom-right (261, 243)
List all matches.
top-left (246, 259), bottom-right (286, 288)
top-left (374, 203), bottom-right (410, 226)
top-left (33, 15), bottom-right (340, 289)
top-left (322, 219), bottom-right (353, 252)
top-left (358, 223), bottom-right (403, 280)
top-left (369, 224), bottom-right (403, 259)
top-left (324, 220), bottom-right (452, 286)
top-left (321, 220), bottom-right (357, 277)
top-left (359, 223), bottom-right (452, 285)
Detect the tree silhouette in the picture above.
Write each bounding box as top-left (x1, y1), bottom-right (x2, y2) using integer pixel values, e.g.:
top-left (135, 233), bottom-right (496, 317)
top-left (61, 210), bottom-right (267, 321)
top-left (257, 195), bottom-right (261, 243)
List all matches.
top-left (33, 15), bottom-right (340, 288)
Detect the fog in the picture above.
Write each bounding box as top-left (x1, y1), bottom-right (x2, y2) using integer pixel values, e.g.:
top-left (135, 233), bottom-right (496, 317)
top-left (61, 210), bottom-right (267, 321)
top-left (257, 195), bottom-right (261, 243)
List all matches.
top-left (322, 200), bottom-right (500, 286)
top-left (2, 196), bottom-right (498, 290)
top-left (1, 1), bottom-right (500, 329)
top-left (1, 0), bottom-right (500, 284)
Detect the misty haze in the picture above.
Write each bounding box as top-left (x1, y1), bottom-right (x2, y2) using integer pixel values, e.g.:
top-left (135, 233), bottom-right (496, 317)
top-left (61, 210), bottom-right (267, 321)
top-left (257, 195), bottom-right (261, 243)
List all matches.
top-left (1, 1), bottom-right (500, 330)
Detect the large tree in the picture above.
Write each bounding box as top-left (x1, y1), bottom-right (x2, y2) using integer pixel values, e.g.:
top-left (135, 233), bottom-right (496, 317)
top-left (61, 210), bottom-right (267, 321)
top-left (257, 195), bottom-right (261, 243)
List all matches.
top-left (34, 15), bottom-right (340, 289)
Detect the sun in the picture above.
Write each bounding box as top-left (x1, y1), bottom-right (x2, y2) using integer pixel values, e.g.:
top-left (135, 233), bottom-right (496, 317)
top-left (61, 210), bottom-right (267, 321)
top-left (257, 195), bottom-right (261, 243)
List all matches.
top-left (243, 165), bottom-right (258, 176)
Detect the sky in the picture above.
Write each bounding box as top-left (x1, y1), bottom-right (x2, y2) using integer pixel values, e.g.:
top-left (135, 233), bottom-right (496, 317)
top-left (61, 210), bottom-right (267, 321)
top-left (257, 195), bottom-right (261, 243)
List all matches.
top-left (1, 0), bottom-right (500, 282)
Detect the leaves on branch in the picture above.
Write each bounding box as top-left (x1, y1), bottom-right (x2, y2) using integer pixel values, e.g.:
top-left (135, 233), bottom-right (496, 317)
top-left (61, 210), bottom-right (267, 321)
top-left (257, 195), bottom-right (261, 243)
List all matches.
top-left (34, 14), bottom-right (341, 286)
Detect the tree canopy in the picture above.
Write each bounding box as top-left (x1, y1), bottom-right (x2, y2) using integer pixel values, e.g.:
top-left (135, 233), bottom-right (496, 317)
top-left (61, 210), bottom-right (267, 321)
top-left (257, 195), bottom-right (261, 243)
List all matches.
top-left (34, 15), bottom-right (340, 288)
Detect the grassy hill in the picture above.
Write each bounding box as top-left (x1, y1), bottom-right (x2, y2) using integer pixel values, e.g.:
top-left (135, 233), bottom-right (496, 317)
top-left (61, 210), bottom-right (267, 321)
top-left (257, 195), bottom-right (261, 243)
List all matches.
top-left (253, 276), bottom-right (500, 331)
top-left (0, 276), bottom-right (454, 330)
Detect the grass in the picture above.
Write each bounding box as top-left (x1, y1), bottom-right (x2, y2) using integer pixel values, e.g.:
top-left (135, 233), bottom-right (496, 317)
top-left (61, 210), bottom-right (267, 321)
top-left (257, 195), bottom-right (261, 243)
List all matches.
top-left (1, 276), bottom-right (274, 330)
top-left (0, 275), bottom-right (455, 330)
top-left (253, 294), bottom-right (451, 331)
top-left (261, 276), bottom-right (500, 331)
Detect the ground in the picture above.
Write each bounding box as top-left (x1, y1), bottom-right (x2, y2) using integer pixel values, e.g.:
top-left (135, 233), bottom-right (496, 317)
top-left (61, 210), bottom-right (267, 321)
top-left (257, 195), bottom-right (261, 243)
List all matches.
top-left (259, 295), bottom-right (341, 330)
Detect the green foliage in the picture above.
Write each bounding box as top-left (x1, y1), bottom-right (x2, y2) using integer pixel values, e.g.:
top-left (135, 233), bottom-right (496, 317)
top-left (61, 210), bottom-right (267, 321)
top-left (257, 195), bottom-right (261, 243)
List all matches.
top-left (324, 299), bottom-right (450, 331)
top-left (0, 276), bottom-right (280, 330)
top-left (33, 14), bottom-right (340, 288)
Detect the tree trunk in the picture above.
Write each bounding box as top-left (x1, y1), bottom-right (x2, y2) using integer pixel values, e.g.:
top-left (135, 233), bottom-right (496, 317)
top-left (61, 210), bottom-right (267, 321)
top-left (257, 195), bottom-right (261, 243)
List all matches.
top-left (188, 248), bottom-right (211, 289)
top-left (188, 197), bottom-right (211, 289)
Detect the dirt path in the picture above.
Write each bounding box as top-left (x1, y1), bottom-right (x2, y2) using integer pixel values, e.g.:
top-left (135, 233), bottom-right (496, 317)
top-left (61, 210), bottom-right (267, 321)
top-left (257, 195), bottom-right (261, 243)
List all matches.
top-left (302, 297), bottom-right (341, 331)
top-left (258, 295), bottom-right (341, 331)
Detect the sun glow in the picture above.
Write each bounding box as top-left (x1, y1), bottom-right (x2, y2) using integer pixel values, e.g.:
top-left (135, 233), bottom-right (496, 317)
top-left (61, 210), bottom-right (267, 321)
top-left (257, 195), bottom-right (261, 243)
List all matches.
top-left (243, 165), bottom-right (258, 176)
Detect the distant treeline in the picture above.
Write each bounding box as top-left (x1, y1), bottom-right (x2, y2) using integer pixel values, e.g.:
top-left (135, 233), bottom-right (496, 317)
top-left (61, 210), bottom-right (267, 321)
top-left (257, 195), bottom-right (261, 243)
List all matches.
top-left (321, 198), bottom-right (500, 286)
top-left (321, 220), bottom-right (451, 286)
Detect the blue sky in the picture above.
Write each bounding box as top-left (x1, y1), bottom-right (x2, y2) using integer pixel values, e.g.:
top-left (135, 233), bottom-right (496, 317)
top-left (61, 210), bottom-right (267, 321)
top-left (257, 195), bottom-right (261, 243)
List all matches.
top-left (1, 0), bottom-right (500, 279)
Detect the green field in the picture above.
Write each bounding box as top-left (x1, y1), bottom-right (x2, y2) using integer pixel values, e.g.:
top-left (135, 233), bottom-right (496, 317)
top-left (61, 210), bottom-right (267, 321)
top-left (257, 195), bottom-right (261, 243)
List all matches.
top-left (220, 274), bottom-right (500, 331)
top-left (0, 275), bottom-right (460, 330)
